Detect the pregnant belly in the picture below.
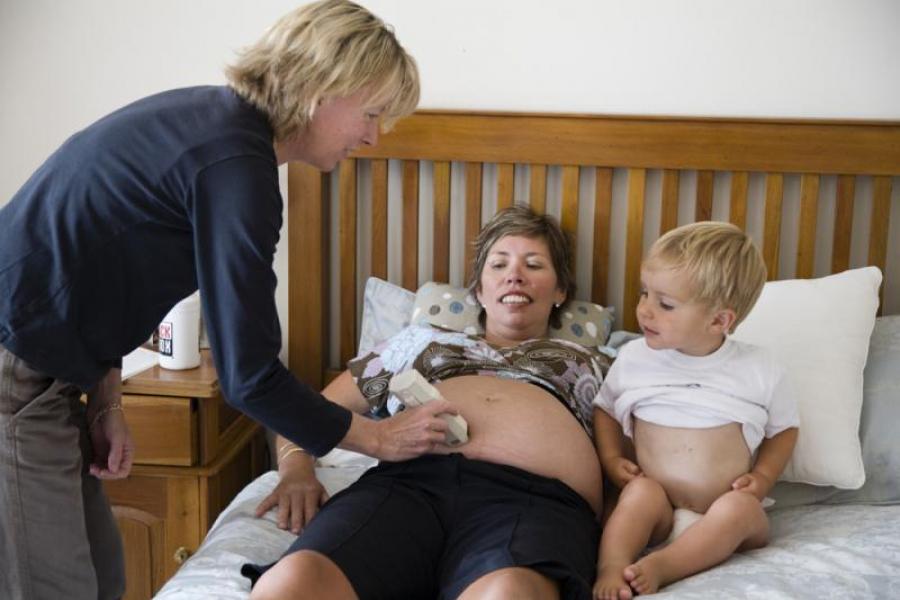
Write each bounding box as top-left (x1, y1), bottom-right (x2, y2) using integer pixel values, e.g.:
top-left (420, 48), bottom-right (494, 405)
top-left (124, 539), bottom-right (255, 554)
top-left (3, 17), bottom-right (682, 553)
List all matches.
top-left (430, 375), bottom-right (602, 513)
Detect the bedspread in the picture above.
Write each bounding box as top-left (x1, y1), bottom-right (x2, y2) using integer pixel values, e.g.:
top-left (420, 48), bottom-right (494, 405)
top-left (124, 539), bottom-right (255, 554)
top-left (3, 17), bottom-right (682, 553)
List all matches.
top-left (153, 465), bottom-right (900, 599)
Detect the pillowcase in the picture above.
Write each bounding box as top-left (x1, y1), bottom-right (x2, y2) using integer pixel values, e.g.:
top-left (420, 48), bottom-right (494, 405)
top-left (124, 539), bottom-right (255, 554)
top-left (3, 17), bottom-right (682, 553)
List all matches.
top-left (770, 314), bottom-right (900, 507)
top-left (411, 281), bottom-right (615, 347)
top-left (358, 276), bottom-right (415, 356)
top-left (410, 282), bottom-right (483, 335)
top-left (732, 266), bottom-right (882, 489)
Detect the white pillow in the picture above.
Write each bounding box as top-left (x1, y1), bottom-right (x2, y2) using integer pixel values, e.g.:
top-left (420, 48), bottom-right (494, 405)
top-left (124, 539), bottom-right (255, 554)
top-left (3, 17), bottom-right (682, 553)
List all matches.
top-left (358, 276), bottom-right (415, 355)
top-left (732, 266), bottom-right (882, 489)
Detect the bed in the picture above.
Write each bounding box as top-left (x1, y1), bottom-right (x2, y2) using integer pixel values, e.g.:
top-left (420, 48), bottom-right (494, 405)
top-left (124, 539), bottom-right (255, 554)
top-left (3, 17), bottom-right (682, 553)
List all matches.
top-left (155, 111), bottom-right (900, 598)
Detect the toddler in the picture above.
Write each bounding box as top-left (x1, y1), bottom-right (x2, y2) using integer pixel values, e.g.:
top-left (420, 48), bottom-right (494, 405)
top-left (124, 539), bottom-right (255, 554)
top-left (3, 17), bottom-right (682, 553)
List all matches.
top-left (592, 221), bottom-right (799, 599)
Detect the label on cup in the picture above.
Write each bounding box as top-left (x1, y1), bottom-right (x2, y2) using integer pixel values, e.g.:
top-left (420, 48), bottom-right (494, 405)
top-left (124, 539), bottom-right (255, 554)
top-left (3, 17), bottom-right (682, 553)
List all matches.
top-left (158, 293), bottom-right (201, 370)
top-left (158, 322), bottom-right (174, 357)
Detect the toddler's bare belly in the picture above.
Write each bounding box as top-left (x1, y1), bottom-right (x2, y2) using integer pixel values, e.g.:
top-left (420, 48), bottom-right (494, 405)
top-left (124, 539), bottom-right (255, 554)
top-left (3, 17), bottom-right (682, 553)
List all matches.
top-left (633, 418), bottom-right (751, 512)
top-left (430, 376), bottom-right (602, 513)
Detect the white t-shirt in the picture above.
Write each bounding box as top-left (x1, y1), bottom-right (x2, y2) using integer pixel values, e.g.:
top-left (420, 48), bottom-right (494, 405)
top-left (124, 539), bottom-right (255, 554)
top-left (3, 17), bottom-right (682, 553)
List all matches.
top-left (594, 337), bottom-right (798, 454)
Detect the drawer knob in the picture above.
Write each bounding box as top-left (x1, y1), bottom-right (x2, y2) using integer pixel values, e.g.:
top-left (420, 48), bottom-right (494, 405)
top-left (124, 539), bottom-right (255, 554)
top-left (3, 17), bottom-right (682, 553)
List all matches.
top-left (173, 546), bottom-right (192, 564)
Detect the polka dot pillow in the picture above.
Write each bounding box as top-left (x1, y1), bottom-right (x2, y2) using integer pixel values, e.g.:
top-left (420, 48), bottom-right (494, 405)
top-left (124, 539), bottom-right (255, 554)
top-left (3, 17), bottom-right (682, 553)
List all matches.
top-left (410, 281), bottom-right (614, 347)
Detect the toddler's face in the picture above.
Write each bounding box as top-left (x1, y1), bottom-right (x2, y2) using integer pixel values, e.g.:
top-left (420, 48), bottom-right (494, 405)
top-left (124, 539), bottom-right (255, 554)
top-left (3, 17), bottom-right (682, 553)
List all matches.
top-left (636, 265), bottom-right (725, 356)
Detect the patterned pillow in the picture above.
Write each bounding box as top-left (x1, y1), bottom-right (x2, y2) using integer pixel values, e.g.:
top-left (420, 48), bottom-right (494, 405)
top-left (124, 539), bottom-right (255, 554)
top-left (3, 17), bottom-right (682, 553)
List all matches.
top-left (411, 281), bottom-right (614, 347)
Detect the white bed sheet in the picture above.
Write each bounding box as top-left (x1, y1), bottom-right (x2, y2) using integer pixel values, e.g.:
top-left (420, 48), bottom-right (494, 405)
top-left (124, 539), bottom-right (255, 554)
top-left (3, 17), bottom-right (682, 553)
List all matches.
top-left (154, 466), bottom-right (368, 599)
top-left (154, 463), bottom-right (900, 599)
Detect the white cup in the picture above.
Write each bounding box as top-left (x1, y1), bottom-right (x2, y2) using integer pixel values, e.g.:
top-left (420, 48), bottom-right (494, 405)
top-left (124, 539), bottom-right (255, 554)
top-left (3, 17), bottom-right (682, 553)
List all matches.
top-left (157, 292), bottom-right (201, 370)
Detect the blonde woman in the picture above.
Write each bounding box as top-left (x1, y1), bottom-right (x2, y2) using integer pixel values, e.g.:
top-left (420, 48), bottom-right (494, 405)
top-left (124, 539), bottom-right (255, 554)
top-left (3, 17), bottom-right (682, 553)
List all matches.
top-left (0, 2), bottom-right (419, 598)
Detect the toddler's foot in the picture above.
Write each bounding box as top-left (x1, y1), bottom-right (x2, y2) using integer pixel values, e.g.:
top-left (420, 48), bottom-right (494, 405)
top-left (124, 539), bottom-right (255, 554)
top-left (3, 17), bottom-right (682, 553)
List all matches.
top-left (593, 564), bottom-right (633, 600)
top-left (623, 555), bottom-right (666, 596)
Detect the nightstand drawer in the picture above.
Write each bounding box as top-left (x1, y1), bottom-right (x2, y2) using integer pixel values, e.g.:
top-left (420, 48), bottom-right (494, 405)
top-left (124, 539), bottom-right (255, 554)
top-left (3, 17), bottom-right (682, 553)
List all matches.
top-left (123, 394), bottom-right (197, 466)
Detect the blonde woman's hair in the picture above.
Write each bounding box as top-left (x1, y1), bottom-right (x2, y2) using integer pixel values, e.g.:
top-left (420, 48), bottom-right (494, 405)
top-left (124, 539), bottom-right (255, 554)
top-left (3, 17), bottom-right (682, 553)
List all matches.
top-left (225, 0), bottom-right (419, 140)
top-left (644, 221), bottom-right (767, 331)
top-left (467, 205), bottom-right (576, 330)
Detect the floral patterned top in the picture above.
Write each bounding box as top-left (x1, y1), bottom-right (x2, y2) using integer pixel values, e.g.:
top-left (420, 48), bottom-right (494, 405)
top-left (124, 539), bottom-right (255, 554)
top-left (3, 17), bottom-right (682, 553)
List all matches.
top-left (348, 324), bottom-right (611, 438)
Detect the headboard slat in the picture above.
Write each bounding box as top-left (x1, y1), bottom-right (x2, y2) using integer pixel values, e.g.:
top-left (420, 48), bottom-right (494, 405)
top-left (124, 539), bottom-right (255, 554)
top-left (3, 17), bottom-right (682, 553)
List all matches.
top-left (561, 165), bottom-right (580, 277)
top-left (832, 175), bottom-right (856, 274)
top-left (592, 167), bottom-right (613, 307)
top-left (497, 163), bottom-right (515, 210)
top-left (530, 164), bottom-right (548, 214)
top-left (660, 169), bottom-right (679, 234)
top-left (729, 171), bottom-right (749, 230)
top-left (869, 176), bottom-right (892, 314)
top-left (288, 164), bottom-right (328, 390)
top-left (763, 173), bottom-right (784, 280)
top-left (433, 161), bottom-right (451, 283)
top-left (464, 162), bottom-right (483, 285)
top-left (370, 160), bottom-right (389, 279)
top-left (401, 160), bottom-right (419, 291)
top-left (338, 159), bottom-right (358, 366)
top-left (695, 170), bottom-right (714, 221)
top-left (623, 168), bottom-right (647, 332)
top-left (796, 174), bottom-right (820, 279)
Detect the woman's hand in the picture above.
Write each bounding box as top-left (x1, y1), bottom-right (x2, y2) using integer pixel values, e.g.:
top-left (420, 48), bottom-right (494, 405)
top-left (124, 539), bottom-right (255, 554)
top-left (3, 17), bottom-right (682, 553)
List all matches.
top-left (369, 400), bottom-right (459, 461)
top-left (606, 456), bottom-right (642, 490)
top-left (255, 451), bottom-right (329, 533)
top-left (89, 409), bottom-right (135, 480)
top-left (326, 370), bottom-right (461, 461)
top-left (87, 367), bottom-right (134, 479)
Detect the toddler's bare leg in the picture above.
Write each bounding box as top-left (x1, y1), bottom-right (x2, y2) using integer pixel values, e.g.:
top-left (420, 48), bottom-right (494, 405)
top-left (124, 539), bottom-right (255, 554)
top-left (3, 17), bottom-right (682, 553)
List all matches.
top-left (624, 490), bottom-right (768, 595)
top-left (594, 478), bottom-right (672, 600)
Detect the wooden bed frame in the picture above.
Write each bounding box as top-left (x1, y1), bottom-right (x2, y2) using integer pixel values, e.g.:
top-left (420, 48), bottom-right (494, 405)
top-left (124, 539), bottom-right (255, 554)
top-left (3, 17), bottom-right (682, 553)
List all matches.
top-left (287, 111), bottom-right (900, 390)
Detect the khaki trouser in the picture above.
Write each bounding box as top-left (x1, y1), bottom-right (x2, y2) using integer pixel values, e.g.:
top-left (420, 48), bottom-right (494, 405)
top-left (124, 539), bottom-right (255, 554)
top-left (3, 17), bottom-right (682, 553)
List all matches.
top-left (0, 344), bottom-right (125, 600)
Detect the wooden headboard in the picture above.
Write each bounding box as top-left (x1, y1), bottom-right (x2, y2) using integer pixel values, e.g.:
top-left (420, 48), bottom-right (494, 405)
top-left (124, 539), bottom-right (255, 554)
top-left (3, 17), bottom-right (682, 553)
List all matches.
top-left (287, 111), bottom-right (900, 390)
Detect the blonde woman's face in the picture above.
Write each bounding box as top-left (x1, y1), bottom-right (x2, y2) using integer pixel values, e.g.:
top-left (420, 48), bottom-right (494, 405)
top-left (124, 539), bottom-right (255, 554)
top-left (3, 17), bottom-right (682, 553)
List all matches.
top-left (278, 88), bottom-right (383, 170)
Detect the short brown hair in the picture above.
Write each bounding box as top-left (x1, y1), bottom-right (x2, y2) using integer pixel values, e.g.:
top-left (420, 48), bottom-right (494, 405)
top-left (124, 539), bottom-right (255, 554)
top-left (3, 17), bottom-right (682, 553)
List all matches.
top-left (225, 0), bottom-right (419, 140)
top-left (644, 221), bottom-right (767, 331)
top-left (467, 205), bottom-right (576, 330)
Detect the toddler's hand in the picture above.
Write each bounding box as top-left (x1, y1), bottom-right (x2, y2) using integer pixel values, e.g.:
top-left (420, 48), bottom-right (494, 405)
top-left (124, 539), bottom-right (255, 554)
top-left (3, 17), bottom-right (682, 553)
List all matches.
top-left (608, 456), bottom-right (642, 489)
top-left (732, 471), bottom-right (772, 501)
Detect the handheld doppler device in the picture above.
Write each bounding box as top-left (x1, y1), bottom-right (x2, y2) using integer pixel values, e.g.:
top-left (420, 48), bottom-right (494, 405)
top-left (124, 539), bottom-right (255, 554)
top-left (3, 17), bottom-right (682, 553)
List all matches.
top-left (388, 370), bottom-right (469, 446)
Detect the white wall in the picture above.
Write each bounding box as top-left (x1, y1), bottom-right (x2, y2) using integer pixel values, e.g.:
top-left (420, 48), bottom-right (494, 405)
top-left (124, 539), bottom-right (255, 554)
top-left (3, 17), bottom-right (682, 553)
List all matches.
top-left (2, 0), bottom-right (898, 358)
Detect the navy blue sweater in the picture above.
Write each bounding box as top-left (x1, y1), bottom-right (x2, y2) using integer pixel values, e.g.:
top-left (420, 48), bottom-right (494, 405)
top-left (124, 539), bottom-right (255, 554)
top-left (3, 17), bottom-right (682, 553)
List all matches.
top-left (0, 86), bottom-right (351, 456)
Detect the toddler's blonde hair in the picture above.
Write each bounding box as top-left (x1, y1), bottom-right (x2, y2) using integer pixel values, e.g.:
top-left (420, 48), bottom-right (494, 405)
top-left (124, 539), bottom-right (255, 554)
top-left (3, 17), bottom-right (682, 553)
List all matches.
top-left (644, 221), bottom-right (767, 331)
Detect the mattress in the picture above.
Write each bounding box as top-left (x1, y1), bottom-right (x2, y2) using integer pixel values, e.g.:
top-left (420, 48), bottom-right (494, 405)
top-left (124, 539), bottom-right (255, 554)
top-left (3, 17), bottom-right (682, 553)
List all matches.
top-left (153, 464), bottom-right (900, 599)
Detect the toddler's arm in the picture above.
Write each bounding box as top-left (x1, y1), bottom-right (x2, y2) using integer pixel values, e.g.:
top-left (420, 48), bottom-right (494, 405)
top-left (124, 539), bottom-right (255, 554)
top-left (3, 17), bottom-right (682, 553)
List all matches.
top-left (732, 427), bottom-right (798, 500)
top-left (593, 407), bottom-right (642, 489)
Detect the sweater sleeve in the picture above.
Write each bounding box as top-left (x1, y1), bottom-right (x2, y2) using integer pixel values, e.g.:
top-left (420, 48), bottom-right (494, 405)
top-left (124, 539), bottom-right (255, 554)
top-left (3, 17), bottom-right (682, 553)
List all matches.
top-left (189, 156), bottom-right (351, 456)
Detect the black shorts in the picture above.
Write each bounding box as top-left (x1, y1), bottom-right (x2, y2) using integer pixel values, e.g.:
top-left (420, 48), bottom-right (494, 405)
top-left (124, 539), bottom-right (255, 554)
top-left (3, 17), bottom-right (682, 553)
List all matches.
top-left (243, 453), bottom-right (600, 600)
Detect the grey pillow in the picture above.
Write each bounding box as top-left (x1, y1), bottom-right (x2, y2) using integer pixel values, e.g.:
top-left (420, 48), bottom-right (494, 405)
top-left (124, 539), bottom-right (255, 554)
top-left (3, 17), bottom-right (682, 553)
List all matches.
top-left (771, 314), bottom-right (900, 507)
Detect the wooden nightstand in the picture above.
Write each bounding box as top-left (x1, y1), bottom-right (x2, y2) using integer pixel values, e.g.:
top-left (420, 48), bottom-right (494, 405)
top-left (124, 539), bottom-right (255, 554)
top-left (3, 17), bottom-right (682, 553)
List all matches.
top-left (103, 350), bottom-right (268, 599)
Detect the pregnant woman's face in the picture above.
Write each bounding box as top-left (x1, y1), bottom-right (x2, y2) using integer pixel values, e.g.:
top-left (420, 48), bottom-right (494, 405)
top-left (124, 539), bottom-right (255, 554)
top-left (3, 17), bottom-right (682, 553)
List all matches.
top-left (477, 234), bottom-right (565, 344)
